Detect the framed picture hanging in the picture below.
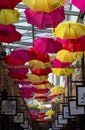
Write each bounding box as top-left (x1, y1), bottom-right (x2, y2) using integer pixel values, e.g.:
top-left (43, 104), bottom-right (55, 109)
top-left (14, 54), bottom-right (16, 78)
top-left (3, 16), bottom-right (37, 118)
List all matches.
top-left (69, 100), bottom-right (85, 116)
top-left (63, 105), bottom-right (75, 119)
top-left (1, 99), bottom-right (17, 116)
top-left (57, 114), bottom-right (68, 125)
top-left (76, 85), bottom-right (85, 106)
top-left (14, 112), bottom-right (24, 123)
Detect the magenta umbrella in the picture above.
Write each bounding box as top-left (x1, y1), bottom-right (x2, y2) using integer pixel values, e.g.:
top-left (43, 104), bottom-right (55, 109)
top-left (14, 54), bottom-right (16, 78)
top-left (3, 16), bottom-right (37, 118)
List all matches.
top-left (72, 0), bottom-right (85, 13)
top-left (0, 0), bottom-right (21, 9)
top-left (33, 36), bottom-right (62, 53)
top-left (14, 79), bottom-right (32, 85)
top-left (24, 6), bottom-right (65, 29)
top-left (8, 68), bottom-right (28, 74)
top-left (0, 24), bottom-right (22, 43)
top-left (11, 48), bottom-right (36, 61)
top-left (52, 58), bottom-right (71, 68)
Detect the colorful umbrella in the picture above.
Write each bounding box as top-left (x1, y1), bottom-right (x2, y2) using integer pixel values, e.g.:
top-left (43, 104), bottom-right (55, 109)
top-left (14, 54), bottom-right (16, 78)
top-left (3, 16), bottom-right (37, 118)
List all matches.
top-left (11, 48), bottom-right (36, 61)
top-left (4, 54), bottom-right (26, 66)
top-left (22, 0), bottom-right (64, 12)
top-left (0, 9), bottom-right (20, 25)
top-left (34, 81), bottom-right (51, 89)
top-left (49, 97), bottom-right (62, 103)
top-left (34, 94), bottom-right (47, 102)
top-left (50, 86), bottom-right (65, 94)
top-left (28, 104), bottom-right (38, 108)
top-left (8, 68), bottom-right (28, 74)
top-left (72, 0), bottom-right (85, 13)
top-left (29, 47), bottom-right (52, 62)
top-left (0, 0), bottom-right (21, 9)
top-left (37, 105), bottom-right (46, 109)
top-left (52, 21), bottom-right (85, 39)
top-left (30, 68), bottom-right (52, 76)
top-left (52, 67), bottom-right (74, 76)
top-left (25, 6), bottom-right (65, 29)
top-left (19, 86), bottom-right (35, 93)
top-left (8, 73), bottom-right (27, 79)
top-left (52, 58), bottom-right (71, 68)
top-left (0, 24), bottom-right (22, 43)
top-left (14, 79), bottom-right (32, 85)
top-left (33, 36), bottom-right (62, 54)
top-left (47, 94), bottom-right (59, 101)
top-left (34, 88), bottom-right (49, 94)
top-left (45, 110), bottom-right (55, 116)
top-left (27, 74), bottom-right (48, 83)
top-left (56, 50), bottom-right (81, 63)
top-left (29, 60), bottom-right (51, 69)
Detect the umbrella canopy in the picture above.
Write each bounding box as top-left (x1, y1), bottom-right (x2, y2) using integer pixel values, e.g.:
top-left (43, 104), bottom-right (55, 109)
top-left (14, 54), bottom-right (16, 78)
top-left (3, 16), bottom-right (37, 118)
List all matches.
top-left (8, 68), bottom-right (28, 74)
top-left (47, 94), bottom-right (59, 101)
top-left (25, 6), bottom-right (65, 29)
top-left (11, 48), bottom-right (36, 61)
top-left (0, 24), bottom-right (22, 43)
top-left (72, 0), bottom-right (85, 13)
top-left (45, 110), bottom-right (55, 116)
top-left (0, 0), bottom-right (21, 9)
top-left (34, 81), bottom-right (51, 89)
top-left (14, 79), bottom-right (32, 85)
top-left (22, 0), bottom-right (64, 12)
top-left (27, 74), bottom-right (48, 83)
top-left (34, 94), bottom-right (47, 102)
top-left (30, 68), bottom-right (52, 76)
top-left (33, 36), bottom-right (62, 54)
top-left (50, 86), bottom-right (65, 94)
top-left (28, 103), bottom-right (38, 108)
top-left (52, 21), bottom-right (85, 39)
top-left (52, 67), bottom-right (74, 76)
top-left (4, 54), bottom-right (26, 66)
top-left (34, 88), bottom-right (49, 94)
top-left (29, 60), bottom-right (51, 69)
top-left (52, 58), bottom-right (71, 68)
top-left (0, 9), bottom-right (20, 25)
top-left (8, 73), bottom-right (27, 79)
top-left (19, 86), bottom-right (35, 93)
top-left (56, 50), bottom-right (81, 63)
top-left (37, 105), bottom-right (46, 109)
top-left (29, 47), bottom-right (52, 62)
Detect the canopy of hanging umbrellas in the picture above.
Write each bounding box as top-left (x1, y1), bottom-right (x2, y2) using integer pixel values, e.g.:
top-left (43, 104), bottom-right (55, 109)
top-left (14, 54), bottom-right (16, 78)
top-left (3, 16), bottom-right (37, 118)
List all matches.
top-left (0, 0), bottom-right (85, 121)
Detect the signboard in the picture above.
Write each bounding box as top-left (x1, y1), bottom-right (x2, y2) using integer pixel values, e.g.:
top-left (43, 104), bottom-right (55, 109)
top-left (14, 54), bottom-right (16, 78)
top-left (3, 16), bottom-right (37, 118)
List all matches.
top-left (1, 99), bottom-right (17, 115)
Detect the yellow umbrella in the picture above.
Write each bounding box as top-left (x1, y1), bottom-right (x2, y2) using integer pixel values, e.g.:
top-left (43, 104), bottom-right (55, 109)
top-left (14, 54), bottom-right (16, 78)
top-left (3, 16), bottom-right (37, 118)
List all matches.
top-left (50, 98), bottom-right (62, 103)
top-left (52, 67), bottom-right (74, 76)
top-left (28, 103), bottom-right (38, 108)
top-left (27, 74), bottom-right (48, 83)
top-left (52, 21), bottom-right (85, 39)
top-left (22, 0), bottom-right (64, 12)
top-left (56, 49), bottom-right (81, 63)
top-left (72, 51), bottom-right (83, 61)
top-left (37, 105), bottom-right (46, 109)
top-left (45, 110), bottom-right (55, 116)
top-left (0, 9), bottom-right (20, 25)
top-left (50, 86), bottom-right (65, 94)
top-left (34, 82), bottom-right (51, 89)
top-left (29, 60), bottom-right (51, 69)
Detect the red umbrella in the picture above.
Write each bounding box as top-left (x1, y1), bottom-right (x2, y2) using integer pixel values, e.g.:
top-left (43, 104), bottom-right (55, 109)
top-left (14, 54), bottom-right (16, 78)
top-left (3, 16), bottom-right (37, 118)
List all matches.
top-left (25, 6), bottom-right (65, 29)
top-left (19, 86), bottom-right (35, 93)
top-left (4, 54), bottom-right (26, 66)
top-left (0, 0), bottom-right (21, 9)
top-left (30, 68), bottom-right (52, 76)
top-left (0, 24), bottom-right (22, 43)
top-left (8, 73), bottom-right (27, 79)
top-left (34, 88), bottom-right (49, 94)
top-left (29, 47), bottom-right (52, 62)
top-left (33, 36), bottom-right (62, 53)
top-left (8, 68), bottom-right (28, 74)
top-left (72, 0), bottom-right (85, 13)
top-left (57, 36), bottom-right (85, 52)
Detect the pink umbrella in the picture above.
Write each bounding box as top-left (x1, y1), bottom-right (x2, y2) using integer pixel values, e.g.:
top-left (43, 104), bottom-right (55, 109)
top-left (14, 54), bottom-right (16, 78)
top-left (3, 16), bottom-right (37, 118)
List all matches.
top-left (52, 58), bottom-right (71, 68)
top-left (72, 0), bottom-right (85, 13)
top-left (11, 48), bottom-right (36, 61)
top-left (0, 24), bottom-right (22, 43)
top-left (0, 0), bottom-right (21, 9)
top-left (19, 86), bottom-right (35, 93)
top-left (8, 73), bottom-right (27, 79)
top-left (14, 79), bottom-right (32, 85)
top-left (33, 36), bottom-right (62, 53)
top-left (25, 6), bottom-right (65, 29)
top-left (8, 68), bottom-right (28, 74)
